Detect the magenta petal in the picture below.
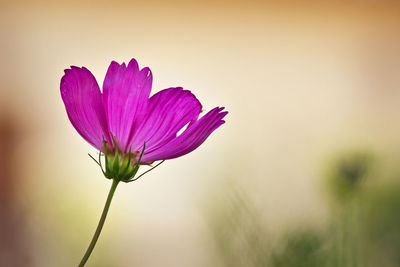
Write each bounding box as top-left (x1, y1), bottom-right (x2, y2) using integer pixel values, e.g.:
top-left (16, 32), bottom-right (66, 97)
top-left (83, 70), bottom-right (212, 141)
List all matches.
top-left (129, 87), bottom-right (202, 152)
top-left (141, 107), bottom-right (228, 162)
top-left (60, 66), bottom-right (110, 150)
top-left (102, 58), bottom-right (152, 152)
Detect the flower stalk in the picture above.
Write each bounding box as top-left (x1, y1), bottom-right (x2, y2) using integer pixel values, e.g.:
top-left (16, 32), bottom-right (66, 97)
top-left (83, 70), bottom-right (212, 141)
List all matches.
top-left (78, 179), bottom-right (119, 267)
top-left (60, 58), bottom-right (227, 266)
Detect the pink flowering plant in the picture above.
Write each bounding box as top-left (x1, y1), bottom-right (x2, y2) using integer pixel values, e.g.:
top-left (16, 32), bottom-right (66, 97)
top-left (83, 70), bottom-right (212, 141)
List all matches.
top-left (60, 58), bottom-right (227, 266)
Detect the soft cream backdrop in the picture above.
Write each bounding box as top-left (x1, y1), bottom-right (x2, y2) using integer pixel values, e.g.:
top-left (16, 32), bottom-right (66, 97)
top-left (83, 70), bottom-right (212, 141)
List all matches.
top-left (1, 1), bottom-right (400, 266)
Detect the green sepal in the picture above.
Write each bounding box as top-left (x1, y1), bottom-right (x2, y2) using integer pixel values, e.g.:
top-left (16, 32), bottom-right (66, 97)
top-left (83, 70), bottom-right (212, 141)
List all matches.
top-left (88, 153), bottom-right (101, 167)
top-left (127, 160), bottom-right (165, 183)
top-left (111, 136), bottom-right (120, 176)
top-left (102, 136), bottom-right (111, 177)
top-left (90, 138), bottom-right (162, 183)
top-left (122, 146), bottom-right (132, 174)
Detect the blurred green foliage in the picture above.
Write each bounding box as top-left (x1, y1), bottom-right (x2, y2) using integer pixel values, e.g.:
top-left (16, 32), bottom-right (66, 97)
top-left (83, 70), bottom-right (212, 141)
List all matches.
top-left (362, 185), bottom-right (400, 266)
top-left (271, 229), bottom-right (327, 267)
top-left (208, 150), bottom-right (400, 267)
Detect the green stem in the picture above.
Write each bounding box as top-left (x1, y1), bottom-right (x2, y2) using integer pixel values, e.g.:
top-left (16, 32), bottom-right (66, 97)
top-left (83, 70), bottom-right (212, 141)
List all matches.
top-left (78, 179), bottom-right (119, 267)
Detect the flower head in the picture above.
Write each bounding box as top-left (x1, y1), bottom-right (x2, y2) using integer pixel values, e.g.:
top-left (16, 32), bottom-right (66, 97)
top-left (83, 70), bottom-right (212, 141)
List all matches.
top-left (61, 58), bottom-right (227, 181)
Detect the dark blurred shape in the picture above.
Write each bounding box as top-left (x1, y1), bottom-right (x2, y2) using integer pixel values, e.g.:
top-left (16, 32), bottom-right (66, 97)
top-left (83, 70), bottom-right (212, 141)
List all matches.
top-left (326, 151), bottom-right (373, 202)
top-left (271, 229), bottom-right (327, 267)
top-left (0, 107), bottom-right (32, 266)
top-left (322, 150), bottom-right (375, 267)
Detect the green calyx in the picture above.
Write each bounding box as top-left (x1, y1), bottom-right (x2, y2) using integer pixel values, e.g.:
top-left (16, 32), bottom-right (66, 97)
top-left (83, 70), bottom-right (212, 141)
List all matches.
top-left (89, 136), bottom-right (145, 182)
top-left (88, 136), bottom-right (166, 183)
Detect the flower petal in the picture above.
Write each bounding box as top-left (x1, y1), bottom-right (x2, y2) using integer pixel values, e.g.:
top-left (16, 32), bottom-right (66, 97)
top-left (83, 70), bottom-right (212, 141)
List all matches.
top-left (141, 107), bottom-right (228, 162)
top-left (102, 58), bottom-right (152, 152)
top-left (129, 87), bottom-right (202, 152)
top-left (60, 66), bottom-right (110, 150)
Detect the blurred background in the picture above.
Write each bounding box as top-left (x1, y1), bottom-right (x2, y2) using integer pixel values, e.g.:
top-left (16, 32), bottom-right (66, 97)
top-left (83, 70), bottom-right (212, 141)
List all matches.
top-left (1, 0), bottom-right (400, 266)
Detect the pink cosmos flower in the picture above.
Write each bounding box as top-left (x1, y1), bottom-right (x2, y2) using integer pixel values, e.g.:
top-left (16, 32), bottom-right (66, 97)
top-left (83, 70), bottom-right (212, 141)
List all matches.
top-left (61, 58), bottom-right (227, 181)
top-left (61, 58), bottom-right (227, 267)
